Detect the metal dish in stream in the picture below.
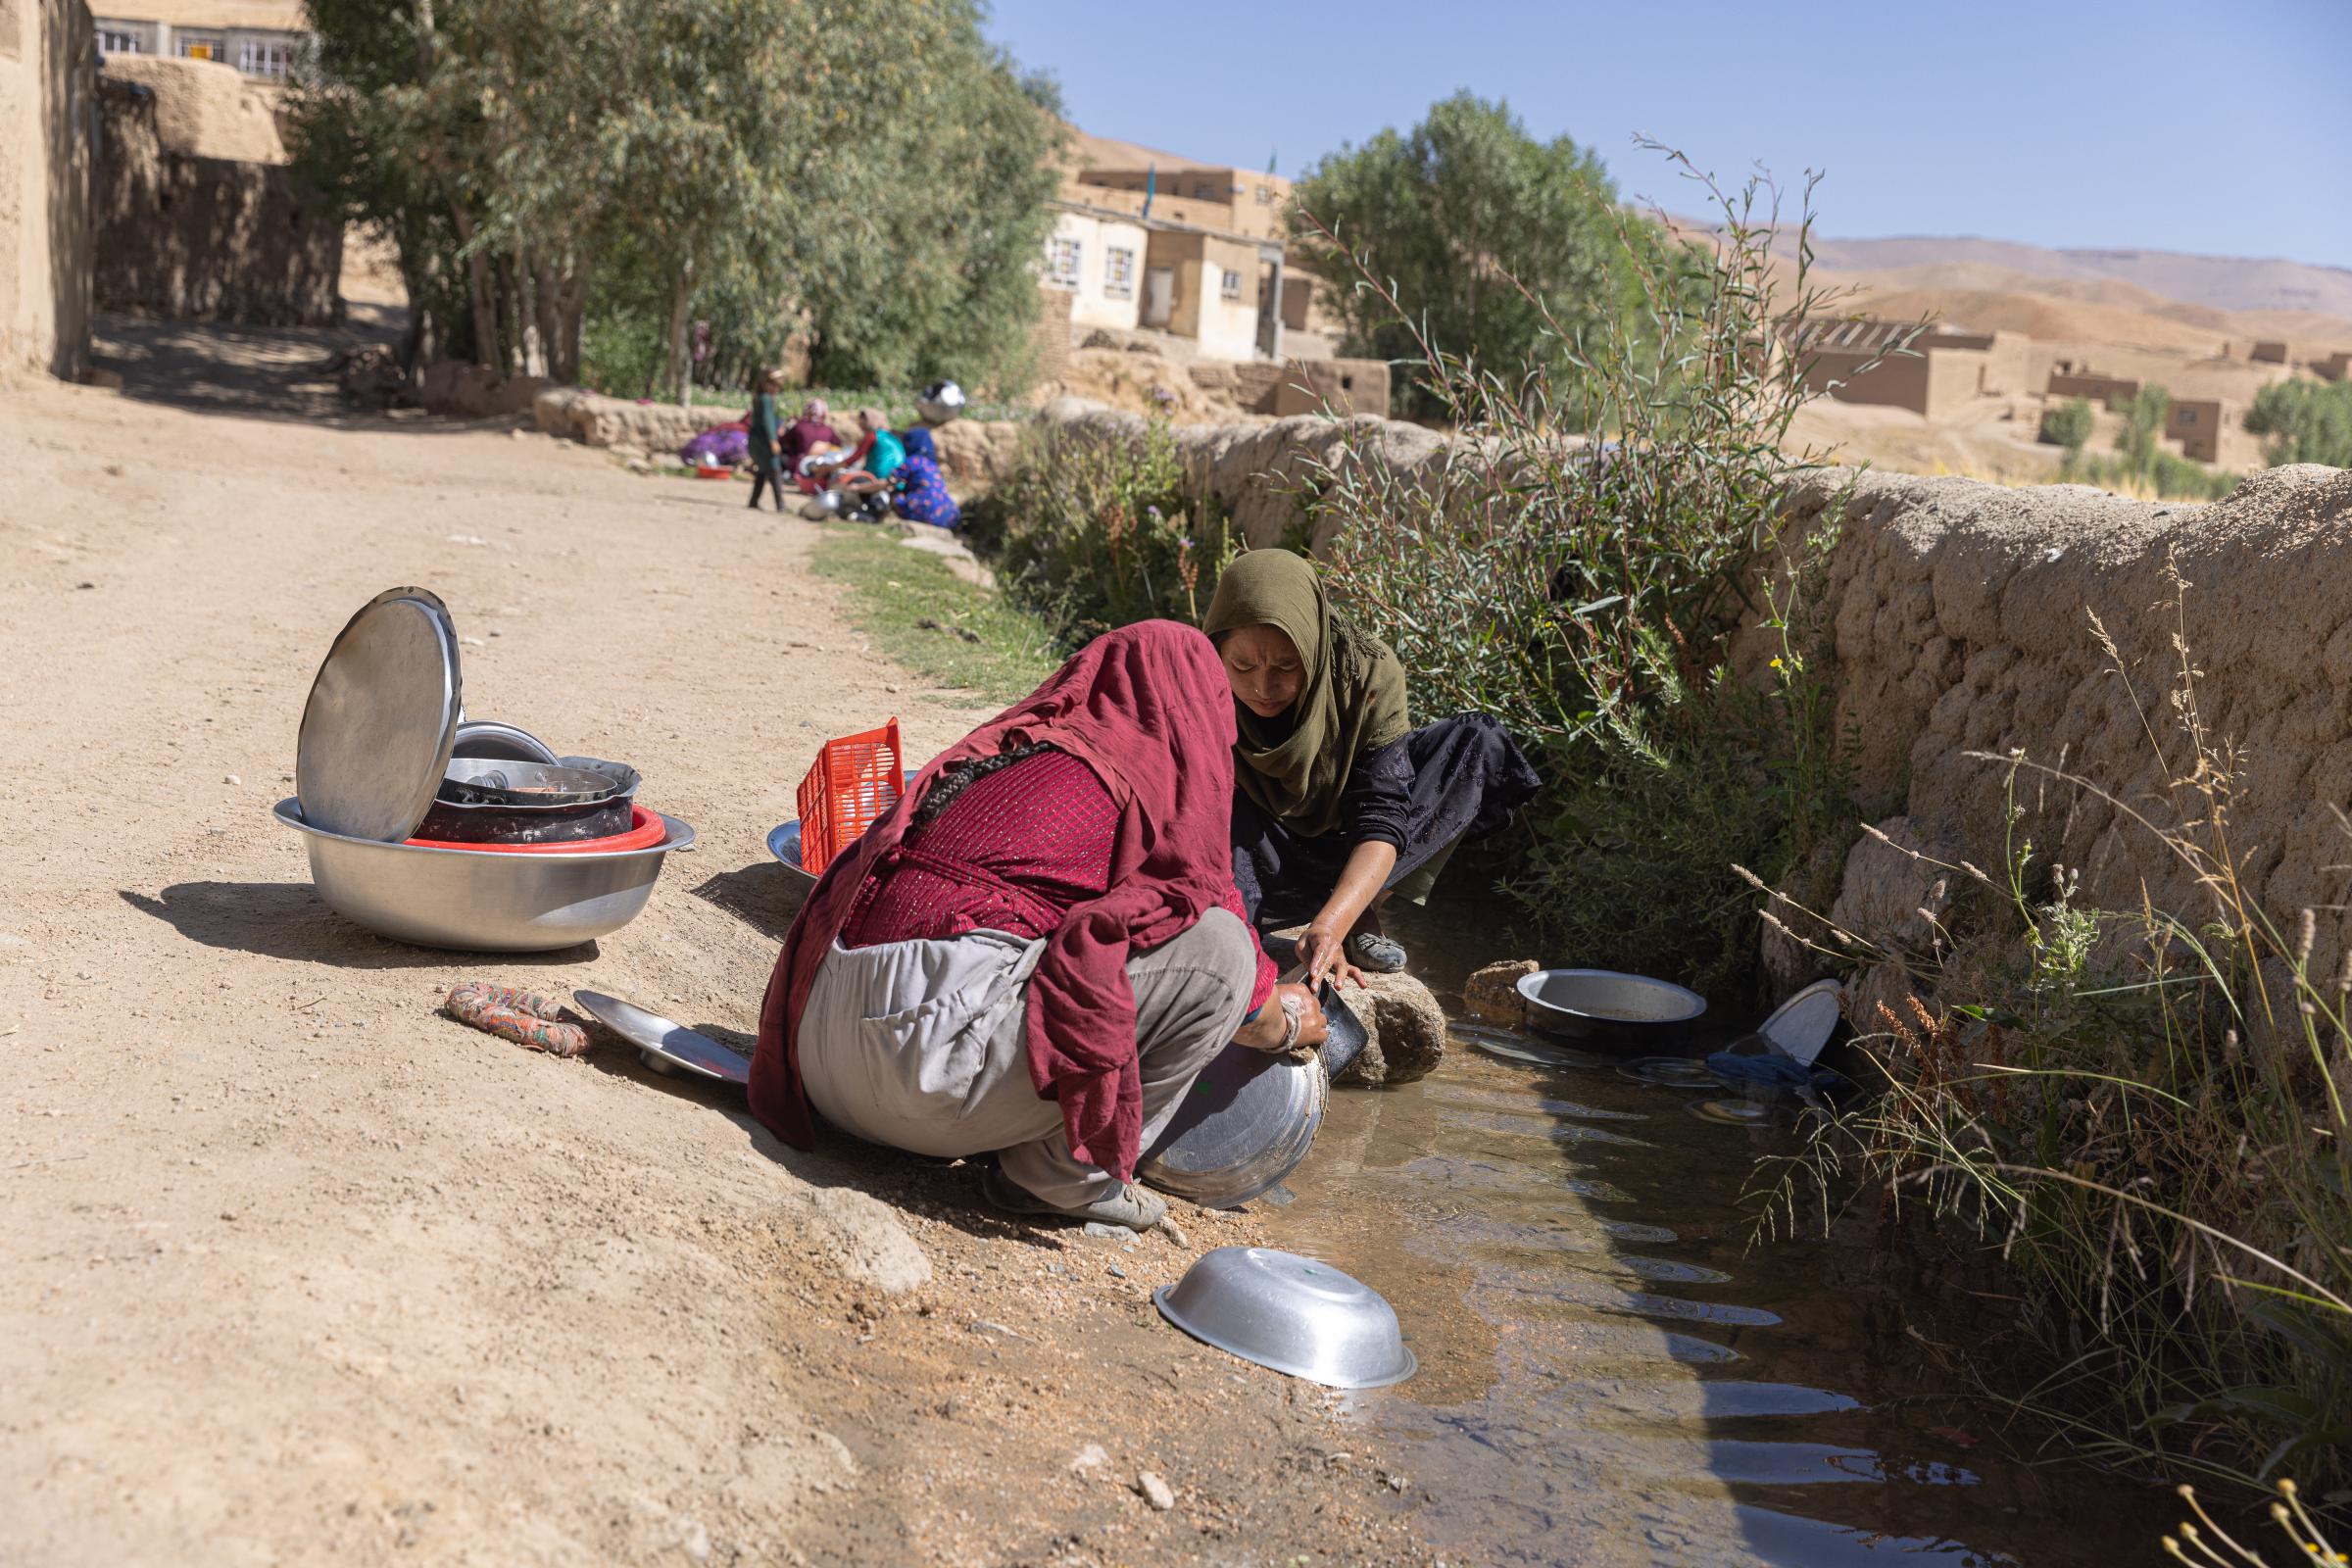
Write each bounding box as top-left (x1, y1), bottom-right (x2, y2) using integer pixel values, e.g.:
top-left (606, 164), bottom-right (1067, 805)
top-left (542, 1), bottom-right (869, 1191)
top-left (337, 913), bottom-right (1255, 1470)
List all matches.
top-left (1457, 1027), bottom-right (1608, 1070)
top-left (571, 991), bottom-right (750, 1085)
top-left (1154, 1246), bottom-right (1416, 1390)
top-left (1516, 968), bottom-right (1707, 1052)
top-left (1688, 1098), bottom-right (1774, 1126)
top-left (1617, 1056), bottom-right (1721, 1089)
top-left (273, 797), bottom-right (694, 952)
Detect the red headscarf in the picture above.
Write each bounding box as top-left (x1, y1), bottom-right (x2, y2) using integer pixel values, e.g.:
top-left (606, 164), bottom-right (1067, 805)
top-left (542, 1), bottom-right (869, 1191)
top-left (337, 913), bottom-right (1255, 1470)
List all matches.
top-left (749, 621), bottom-right (1241, 1181)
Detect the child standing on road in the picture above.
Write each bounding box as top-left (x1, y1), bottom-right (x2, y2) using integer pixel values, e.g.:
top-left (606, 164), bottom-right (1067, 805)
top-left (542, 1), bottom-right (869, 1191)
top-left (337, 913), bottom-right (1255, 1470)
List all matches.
top-left (745, 370), bottom-right (789, 512)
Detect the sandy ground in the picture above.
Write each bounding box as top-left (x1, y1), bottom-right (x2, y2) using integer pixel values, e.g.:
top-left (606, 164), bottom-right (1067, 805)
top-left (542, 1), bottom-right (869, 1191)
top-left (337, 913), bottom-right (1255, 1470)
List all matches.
top-left (0, 318), bottom-right (1433, 1567)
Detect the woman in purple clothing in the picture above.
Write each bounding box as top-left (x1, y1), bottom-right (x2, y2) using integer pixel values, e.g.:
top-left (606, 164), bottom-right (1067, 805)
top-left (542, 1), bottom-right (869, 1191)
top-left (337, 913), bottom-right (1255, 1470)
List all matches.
top-left (890, 452), bottom-right (960, 529)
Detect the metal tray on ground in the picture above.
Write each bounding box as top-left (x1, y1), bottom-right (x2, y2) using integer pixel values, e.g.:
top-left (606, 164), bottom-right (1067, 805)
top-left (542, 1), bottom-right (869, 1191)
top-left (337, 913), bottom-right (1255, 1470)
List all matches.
top-left (571, 990), bottom-right (751, 1085)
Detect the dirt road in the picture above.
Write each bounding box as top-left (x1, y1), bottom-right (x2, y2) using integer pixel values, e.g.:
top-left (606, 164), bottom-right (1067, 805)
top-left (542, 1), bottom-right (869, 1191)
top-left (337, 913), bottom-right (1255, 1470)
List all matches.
top-left (0, 320), bottom-right (1430, 1567)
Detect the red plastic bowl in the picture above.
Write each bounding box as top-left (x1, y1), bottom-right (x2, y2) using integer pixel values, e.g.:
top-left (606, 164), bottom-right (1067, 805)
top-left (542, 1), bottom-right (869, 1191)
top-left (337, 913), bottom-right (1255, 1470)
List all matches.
top-left (406, 805), bottom-right (668, 854)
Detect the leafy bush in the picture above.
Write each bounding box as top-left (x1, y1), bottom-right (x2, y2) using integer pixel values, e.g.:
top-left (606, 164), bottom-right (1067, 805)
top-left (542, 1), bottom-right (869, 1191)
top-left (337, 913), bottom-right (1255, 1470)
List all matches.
top-left (2245, 377), bottom-right (2352, 468)
top-left (1298, 144), bottom-right (1868, 1002)
top-left (968, 417), bottom-right (1240, 648)
top-left (2038, 396), bottom-right (2095, 452)
top-left (1757, 570), bottom-right (2352, 1499)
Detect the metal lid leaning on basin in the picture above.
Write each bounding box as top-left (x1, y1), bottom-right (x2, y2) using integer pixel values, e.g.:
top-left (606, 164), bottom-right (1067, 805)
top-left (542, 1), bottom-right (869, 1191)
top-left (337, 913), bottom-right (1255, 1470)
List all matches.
top-left (296, 586), bottom-right (463, 843)
top-left (1155, 1246), bottom-right (1416, 1390)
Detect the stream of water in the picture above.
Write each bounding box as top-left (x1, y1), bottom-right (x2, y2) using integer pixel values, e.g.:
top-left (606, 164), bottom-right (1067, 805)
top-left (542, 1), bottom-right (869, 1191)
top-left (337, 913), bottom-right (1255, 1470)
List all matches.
top-left (1259, 902), bottom-right (2159, 1566)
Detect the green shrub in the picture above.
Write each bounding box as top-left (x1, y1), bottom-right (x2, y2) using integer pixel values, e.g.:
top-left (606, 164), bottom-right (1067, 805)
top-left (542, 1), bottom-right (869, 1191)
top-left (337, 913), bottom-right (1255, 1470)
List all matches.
top-left (2245, 377), bottom-right (2352, 468)
top-left (967, 417), bottom-right (1240, 649)
top-left (2038, 396), bottom-right (2095, 451)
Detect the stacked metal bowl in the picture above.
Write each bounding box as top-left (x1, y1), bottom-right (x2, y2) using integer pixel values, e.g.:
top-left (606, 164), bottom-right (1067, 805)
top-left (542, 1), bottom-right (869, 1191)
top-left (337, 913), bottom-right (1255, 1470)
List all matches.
top-left (274, 587), bottom-right (694, 952)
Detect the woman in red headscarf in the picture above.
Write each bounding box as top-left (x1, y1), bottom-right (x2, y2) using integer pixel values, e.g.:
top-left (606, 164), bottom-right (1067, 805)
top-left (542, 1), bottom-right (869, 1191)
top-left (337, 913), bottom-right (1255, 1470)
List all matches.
top-left (748, 621), bottom-right (1328, 1231)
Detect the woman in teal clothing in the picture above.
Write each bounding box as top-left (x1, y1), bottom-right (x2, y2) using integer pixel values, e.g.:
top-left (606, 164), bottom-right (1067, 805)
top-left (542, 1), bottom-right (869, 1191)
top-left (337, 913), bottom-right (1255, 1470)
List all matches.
top-left (745, 369), bottom-right (789, 512)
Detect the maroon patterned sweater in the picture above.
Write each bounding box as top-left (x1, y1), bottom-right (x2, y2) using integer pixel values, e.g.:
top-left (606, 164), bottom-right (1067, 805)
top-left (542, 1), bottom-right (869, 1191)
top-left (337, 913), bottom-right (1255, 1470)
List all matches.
top-left (840, 749), bottom-right (1277, 1013)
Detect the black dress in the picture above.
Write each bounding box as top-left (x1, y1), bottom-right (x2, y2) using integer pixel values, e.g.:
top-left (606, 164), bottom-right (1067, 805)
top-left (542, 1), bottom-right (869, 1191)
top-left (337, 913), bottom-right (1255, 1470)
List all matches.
top-left (1230, 712), bottom-right (1541, 928)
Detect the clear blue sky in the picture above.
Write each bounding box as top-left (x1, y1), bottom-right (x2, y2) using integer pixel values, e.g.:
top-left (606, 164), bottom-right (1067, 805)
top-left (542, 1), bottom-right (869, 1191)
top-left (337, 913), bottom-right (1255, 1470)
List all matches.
top-left (983, 0), bottom-right (2351, 268)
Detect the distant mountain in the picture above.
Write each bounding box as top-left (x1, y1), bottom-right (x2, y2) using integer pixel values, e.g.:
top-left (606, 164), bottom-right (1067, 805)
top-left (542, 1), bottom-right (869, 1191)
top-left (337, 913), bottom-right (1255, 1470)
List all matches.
top-left (1803, 235), bottom-right (2352, 320)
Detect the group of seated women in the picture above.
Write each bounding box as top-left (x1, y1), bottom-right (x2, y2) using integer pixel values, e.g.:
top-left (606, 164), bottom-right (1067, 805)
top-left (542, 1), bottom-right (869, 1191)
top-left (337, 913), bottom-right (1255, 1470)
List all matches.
top-left (747, 549), bottom-right (1540, 1230)
top-left (742, 375), bottom-right (961, 529)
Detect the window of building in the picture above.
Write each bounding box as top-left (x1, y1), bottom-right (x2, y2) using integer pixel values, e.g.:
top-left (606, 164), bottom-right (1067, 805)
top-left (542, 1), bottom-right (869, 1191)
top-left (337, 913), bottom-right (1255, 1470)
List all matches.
top-left (1047, 236), bottom-right (1082, 289)
top-left (97, 26), bottom-right (142, 54)
top-left (1254, 184), bottom-right (1276, 206)
top-left (1103, 246), bottom-right (1136, 301)
top-left (178, 33), bottom-right (223, 60)
top-left (1219, 270), bottom-right (1244, 302)
top-left (1192, 181), bottom-right (1216, 199)
top-left (2178, 407), bottom-right (2198, 425)
top-left (240, 36), bottom-right (296, 76)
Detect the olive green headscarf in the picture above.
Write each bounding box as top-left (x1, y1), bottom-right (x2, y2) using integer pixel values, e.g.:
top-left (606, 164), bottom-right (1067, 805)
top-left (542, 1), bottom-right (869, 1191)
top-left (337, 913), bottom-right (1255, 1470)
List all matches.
top-left (1201, 550), bottom-right (1411, 838)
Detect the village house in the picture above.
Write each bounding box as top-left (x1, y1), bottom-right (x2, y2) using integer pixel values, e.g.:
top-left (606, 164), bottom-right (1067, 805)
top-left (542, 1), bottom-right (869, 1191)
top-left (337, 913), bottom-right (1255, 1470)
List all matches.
top-left (1045, 165), bottom-right (1293, 364)
top-left (89, 0), bottom-right (309, 82)
top-left (1781, 317), bottom-right (2032, 419)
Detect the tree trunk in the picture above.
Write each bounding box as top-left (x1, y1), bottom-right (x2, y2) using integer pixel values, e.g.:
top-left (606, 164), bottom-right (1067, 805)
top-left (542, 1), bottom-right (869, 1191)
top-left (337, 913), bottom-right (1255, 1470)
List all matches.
top-left (662, 255), bottom-right (695, 407)
top-left (450, 205), bottom-right (502, 374)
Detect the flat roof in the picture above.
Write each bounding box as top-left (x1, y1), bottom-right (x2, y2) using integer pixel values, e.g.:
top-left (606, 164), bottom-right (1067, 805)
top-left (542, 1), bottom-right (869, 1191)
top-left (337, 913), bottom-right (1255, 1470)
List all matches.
top-left (91, 1), bottom-right (308, 30)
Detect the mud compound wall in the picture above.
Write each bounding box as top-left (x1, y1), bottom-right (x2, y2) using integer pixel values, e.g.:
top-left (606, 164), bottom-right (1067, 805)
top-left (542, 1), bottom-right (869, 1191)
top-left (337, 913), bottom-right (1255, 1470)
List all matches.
top-left (93, 74), bottom-right (341, 327)
top-left (1757, 463), bottom-right (2352, 1008)
top-left (0, 0), bottom-right (96, 381)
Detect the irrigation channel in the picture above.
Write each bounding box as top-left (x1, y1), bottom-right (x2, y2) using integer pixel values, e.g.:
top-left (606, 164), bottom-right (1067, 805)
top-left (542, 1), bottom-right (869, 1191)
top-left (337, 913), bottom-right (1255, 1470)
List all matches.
top-left (1258, 900), bottom-right (2160, 1565)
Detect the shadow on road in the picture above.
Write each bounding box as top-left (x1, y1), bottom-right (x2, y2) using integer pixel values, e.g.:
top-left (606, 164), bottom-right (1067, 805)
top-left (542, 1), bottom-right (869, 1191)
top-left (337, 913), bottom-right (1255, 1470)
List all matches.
top-left (88, 308), bottom-right (499, 435)
top-left (118, 881), bottom-right (596, 967)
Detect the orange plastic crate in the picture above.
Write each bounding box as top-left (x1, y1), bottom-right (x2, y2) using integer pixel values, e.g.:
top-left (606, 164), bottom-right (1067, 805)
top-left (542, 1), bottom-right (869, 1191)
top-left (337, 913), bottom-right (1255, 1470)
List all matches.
top-left (796, 717), bottom-right (905, 876)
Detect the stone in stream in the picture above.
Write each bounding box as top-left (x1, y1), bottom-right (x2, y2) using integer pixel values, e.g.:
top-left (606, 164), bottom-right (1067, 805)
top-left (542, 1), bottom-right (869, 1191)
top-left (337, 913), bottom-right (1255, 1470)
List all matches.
top-left (1334, 970), bottom-right (1448, 1086)
top-left (1462, 959), bottom-right (1539, 1028)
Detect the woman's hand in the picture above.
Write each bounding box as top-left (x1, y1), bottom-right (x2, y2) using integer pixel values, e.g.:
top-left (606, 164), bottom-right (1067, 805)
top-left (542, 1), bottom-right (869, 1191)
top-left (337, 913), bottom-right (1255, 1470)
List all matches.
top-left (1235, 983), bottom-right (1330, 1054)
top-left (1297, 924), bottom-right (1365, 991)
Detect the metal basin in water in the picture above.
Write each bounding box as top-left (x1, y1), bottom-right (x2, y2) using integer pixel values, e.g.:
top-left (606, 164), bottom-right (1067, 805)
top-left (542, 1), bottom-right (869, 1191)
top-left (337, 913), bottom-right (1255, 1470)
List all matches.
top-left (1516, 968), bottom-right (1707, 1050)
top-left (273, 798), bottom-right (694, 951)
top-left (1155, 1246), bottom-right (1416, 1389)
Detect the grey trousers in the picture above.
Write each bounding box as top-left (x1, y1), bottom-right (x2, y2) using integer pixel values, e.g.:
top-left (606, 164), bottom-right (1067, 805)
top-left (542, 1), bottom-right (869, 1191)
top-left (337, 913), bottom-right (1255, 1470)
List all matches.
top-left (797, 908), bottom-right (1257, 1207)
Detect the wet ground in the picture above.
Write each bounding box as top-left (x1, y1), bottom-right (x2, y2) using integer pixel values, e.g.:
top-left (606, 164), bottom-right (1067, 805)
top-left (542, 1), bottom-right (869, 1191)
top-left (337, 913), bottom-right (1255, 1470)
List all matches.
top-left (1260, 902), bottom-right (2159, 1566)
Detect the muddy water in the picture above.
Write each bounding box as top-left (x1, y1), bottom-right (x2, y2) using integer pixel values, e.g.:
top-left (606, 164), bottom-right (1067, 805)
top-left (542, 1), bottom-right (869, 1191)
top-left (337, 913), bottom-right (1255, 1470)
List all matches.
top-left (1260, 904), bottom-right (2156, 1566)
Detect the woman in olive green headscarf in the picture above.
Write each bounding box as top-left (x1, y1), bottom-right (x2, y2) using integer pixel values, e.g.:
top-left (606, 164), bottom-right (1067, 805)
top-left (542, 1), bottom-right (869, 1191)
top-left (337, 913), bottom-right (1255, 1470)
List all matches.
top-left (1202, 550), bottom-right (1541, 984)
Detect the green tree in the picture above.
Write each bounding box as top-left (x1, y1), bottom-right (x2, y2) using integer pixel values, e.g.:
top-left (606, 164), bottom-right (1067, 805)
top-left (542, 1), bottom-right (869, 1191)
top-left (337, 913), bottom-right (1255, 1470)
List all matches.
top-left (2116, 383), bottom-right (2174, 469)
top-left (2245, 377), bottom-right (2352, 468)
top-left (2038, 395), bottom-right (2094, 452)
top-left (291, 0), bottom-right (1058, 403)
top-left (1289, 92), bottom-right (1636, 418)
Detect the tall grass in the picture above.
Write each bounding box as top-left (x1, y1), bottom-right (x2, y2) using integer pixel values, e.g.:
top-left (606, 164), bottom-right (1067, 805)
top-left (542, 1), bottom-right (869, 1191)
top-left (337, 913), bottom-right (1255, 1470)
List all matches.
top-left (1754, 556), bottom-right (2352, 1499)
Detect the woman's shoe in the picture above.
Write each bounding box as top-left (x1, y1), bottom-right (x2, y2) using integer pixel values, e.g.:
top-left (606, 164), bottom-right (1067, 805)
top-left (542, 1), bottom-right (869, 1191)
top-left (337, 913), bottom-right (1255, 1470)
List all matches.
top-left (982, 1165), bottom-right (1166, 1232)
top-left (1347, 930), bottom-right (1407, 973)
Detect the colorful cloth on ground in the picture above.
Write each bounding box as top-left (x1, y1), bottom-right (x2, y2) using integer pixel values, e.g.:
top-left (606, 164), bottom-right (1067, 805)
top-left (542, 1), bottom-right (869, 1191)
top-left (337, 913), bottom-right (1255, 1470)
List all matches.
top-left (1201, 549), bottom-right (1413, 839)
top-left (751, 622), bottom-right (1246, 1182)
top-left (891, 453), bottom-right (960, 529)
top-left (839, 748), bottom-right (1275, 1009)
